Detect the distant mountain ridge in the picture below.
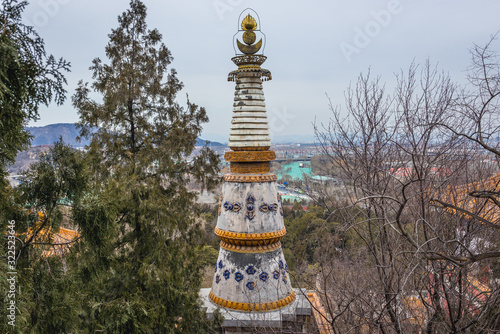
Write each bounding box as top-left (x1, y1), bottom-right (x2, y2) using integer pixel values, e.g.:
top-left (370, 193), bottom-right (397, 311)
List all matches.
top-left (195, 138), bottom-right (225, 147)
top-left (26, 123), bottom-right (224, 147)
top-left (27, 123), bottom-right (88, 147)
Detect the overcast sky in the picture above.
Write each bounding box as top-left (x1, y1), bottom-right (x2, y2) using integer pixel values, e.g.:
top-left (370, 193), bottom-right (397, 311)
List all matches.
top-left (24, 0), bottom-right (500, 143)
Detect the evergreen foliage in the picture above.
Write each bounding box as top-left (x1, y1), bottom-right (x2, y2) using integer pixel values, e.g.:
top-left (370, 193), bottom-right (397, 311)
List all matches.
top-left (0, 1), bottom-right (70, 332)
top-left (0, 0), bottom-right (69, 171)
top-left (71, 1), bottom-right (220, 332)
top-left (0, 140), bottom-right (87, 333)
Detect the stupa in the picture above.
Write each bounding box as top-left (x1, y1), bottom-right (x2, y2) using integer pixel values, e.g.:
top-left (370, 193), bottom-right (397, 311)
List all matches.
top-left (200, 9), bottom-right (313, 332)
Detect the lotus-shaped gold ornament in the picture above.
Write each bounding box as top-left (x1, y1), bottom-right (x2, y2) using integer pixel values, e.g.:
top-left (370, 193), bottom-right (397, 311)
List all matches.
top-left (241, 14), bottom-right (257, 31)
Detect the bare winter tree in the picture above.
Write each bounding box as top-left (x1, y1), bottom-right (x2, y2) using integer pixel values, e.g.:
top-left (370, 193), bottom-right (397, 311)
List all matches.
top-left (311, 37), bottom-right (500, 333)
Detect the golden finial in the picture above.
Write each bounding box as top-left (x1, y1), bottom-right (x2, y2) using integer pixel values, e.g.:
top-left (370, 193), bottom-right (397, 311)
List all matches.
top-left (237, 13), bottom-right (262, 54)
top-left (241, 14), bottom-right (257, 31)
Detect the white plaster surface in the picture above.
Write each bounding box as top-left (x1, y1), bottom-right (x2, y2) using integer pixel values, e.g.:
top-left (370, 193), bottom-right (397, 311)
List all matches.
top-left (218, 181), bottom-right (284, 233)
top-left (211, 248), bottom-right (292, 304)
top-left (199, 288), bottom-right (312, 329)
top-left (228, 77), bottom-right (271, 149)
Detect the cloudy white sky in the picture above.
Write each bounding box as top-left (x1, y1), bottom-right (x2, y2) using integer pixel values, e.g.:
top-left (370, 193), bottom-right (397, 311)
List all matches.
top-left (24, 0), bottom-right (500, 143)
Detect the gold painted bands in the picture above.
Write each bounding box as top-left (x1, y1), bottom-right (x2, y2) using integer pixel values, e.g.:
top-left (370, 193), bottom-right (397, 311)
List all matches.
top-left (209, 290), bottom-right (296, 312)
top-left (214, 227), bottom-right (286, 246)
top-left (225, 150), bottom-right (276, 162)
top-left (224, 174), bottom-right (277, 183)
top-left (230, 162), bottom-right (270, 174)
top-left (238, 64), bottom-right (261, 70)
top-left (220, 240), bottom-right (281, 253)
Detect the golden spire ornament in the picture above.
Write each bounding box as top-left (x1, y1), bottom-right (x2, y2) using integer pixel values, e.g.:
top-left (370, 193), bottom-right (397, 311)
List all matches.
top-left (208, 9), bottom-right (295, 313)
top-left (241, 14), bottom-right (257, 30)
top-left (199, 10), bottom-right (314, 332)
top-left (237, 14), bottom-right (262, 54)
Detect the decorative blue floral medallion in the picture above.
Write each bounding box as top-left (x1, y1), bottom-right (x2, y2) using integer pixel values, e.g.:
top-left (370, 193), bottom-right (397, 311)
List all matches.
top-left (259, 203), bottom-right (269, 212)
top-left (246, 211), bottom-right (255, 220)
top-left (279, 260), bottom-right (284, 269)
top-left (224, 201), bottom-right (241, 213)
top-left (273, 270), bottom-right (280, 279)
top-left (215, 275), bottom-right (221, 284)
top-left (259, 272), bottom-right (268, 282)
top-left (218, 260), bottom-right (224, 269)
top-left (246, 281), bottom-right (256, 290)
top-left (235, 272), bottom-right (244, 282)
top-left (246, 265), bottom-right (256, 275)
top-left (246, 194), bottom-right (255, 204)
top-left (282, 275), bottom-right (287, 284)
top-left (223, 270), bottom-right (230, 280)
top-left (246, 195), bottom-right (256, 221)
top-left (232, 202), bottom-right (241, 212)
top-left (259, 202), bottom-right (279, 213)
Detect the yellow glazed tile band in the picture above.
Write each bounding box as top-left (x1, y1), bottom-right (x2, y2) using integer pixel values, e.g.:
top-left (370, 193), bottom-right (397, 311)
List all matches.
top-left (224, 174), bottom-right (277, 183)
top-left (220, 240), bottom-right (281, 253)
top-left (230, 162), bottom-right (270, 174)
top-left (224, 150), bottom-right (276, 162)
top-left (209, 290), bottom-right (296, 312)
top-left (215, 227), bottom-right (286, 245)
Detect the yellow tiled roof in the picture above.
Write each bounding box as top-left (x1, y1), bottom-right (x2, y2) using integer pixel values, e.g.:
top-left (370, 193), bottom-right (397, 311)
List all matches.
top-left (25, 213), bottom-right (80, 257)
top-left (307, 292), bottom-right (333, 334)
top-left (435, 173), bottom-right (500, 225)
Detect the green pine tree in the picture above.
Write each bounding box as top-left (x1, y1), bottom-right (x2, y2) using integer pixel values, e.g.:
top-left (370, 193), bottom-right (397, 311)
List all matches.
top-left (0, 0), bottom-right (70, 237)
top-left (0, 0), bottom-right (69, 177)
top-left (0, 139), bottom-right (87, 333)
top-left (72, 1), bottom-right (220, 332)
top-left (0, 1), bottom-right (70, 332)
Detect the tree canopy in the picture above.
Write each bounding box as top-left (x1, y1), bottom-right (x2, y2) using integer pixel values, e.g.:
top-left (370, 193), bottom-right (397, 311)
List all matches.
top-left (71, 1), bottom-right (219, 332)
top-left (0, 0), bottom-right (69, 170)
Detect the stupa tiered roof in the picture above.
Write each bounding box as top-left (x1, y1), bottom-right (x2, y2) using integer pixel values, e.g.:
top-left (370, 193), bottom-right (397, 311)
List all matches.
top-left (208, 11), bottom-right (295, 313)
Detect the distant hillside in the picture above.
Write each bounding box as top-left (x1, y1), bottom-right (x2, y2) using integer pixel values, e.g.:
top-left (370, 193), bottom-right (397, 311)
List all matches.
top-left (195, 138), bottom-right (225, 147)
top-left (27, 123), bottom-right (224, 147)
top-left (8, 146), bottom-right (51, 174)
top-left (27, 123), bottom-right (89, 147)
